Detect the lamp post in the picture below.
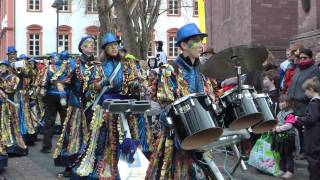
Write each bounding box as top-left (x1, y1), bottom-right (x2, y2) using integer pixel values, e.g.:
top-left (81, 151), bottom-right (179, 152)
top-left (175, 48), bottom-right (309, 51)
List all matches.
top-left (52, 0), bottom-right (64, 54)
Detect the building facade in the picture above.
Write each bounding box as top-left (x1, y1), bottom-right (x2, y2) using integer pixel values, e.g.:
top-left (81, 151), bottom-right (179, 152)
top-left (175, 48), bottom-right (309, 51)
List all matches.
top-left (0, 0), bottom-right (199, 60)
top-left (205, 0), bottom-right (298, 62)
top-left (290, 0), bottom-right (320, 53)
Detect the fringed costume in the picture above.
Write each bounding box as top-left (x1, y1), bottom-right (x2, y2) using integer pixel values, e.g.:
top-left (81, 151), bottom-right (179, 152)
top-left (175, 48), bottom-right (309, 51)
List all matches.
top-left (53, 55), bottom-right (93, 167)
top-left (146, 55), bottom-right (216, 179)
top-left (0, 73), bottom-right (28, 156)
top-left (71, 55), bottom-right (153, 180)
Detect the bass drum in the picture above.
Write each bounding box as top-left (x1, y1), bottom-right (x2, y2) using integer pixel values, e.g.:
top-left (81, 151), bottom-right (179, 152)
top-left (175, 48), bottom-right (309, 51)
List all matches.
top-left (168, 94), bottom-right (223, 150)
top-left (219, 85), bottom-right (263, 130)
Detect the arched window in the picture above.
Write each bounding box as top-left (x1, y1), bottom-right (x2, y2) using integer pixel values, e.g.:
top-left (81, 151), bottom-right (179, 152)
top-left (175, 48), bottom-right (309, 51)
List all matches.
top-left (167, 28), bottom-right (179, 58)
top-left (27, 24), bottom-right (43, 56)
top-left (58, 25), bottom-right (72, 53)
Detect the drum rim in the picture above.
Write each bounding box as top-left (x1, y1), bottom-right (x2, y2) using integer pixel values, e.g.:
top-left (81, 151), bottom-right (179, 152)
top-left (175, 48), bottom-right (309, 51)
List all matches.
top-left (172, 93), bottom-right (207, 106)
top-left (220, 85), bottom-right (255, 98)
top-left (253, 93), bottom-right (269, 99)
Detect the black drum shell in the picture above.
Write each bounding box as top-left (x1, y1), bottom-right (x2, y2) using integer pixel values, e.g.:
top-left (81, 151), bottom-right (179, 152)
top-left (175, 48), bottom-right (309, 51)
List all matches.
top-left (169, 94), bottom-right (223, 150)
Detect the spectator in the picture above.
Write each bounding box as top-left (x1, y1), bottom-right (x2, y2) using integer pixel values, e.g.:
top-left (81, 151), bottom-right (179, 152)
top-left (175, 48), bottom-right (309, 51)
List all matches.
top-left (295, 77), bottom-right (320, 180)
top-left (262, 70), bottom-right (280, 112)
top-left (200, 48), bottom-right (215, 64)
top-left (287, 48), bottom-right (320, 157)
top-left (315, 52), bottom-right (320, 68)
top-left (155, 41), bottom-right (167, 66)
top-left (287, 48), bottom-right (320, 116)
top-left (279, 48), bottom-right (293, 90)
top-left (272, 95), bottom-right (296, 179)
top-left (282, 43), bottom-right (304, 94)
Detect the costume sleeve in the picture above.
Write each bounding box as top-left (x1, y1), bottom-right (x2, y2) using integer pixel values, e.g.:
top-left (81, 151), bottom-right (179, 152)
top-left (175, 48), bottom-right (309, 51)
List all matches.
top-left (297, 101), bottom-right (320, 126)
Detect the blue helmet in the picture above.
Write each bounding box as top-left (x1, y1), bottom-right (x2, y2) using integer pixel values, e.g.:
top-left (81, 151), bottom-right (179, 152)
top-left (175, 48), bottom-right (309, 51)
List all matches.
top-left (0, 59), bottom-right (10, 66)
top-left (49, 52), bottom-right (58, 58)
top-left (59, 51), bottom-right (69, 60)
top-left (78, 35), bottom-right (96, 53)
top-left (175, 23), bottom-right (207, 46)
top-left (101, 33), bottom-right (121, 49)
top-left (28, 57), bottom-right (36, 64)
top-left (7, 46), bottom-right (17, 55)
top-left (18, 54), bottom-right (28, 60)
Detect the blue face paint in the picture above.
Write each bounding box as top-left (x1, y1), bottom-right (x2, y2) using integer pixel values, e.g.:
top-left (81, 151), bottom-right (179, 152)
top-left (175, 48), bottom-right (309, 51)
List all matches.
top-left (187, 41), bottom-right (202, 49)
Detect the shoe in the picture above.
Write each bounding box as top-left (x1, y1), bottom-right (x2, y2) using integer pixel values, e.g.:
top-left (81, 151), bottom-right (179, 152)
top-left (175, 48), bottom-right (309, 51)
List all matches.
top-left (40, 147), bottom-right (51, 153)
top-left (276, 170), bottom-right (285, 177)
top-left (282, 171), bottom-right (293, 179)
top-left (57, 170), bottom-right (71, 178)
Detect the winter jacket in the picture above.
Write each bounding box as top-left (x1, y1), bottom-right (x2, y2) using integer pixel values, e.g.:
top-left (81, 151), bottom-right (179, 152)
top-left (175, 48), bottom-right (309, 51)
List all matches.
top-left (287, 65), bottom-right (320, 115)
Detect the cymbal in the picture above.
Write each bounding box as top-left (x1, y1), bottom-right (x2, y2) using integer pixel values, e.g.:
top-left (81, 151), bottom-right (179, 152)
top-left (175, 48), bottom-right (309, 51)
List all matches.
top-left (200, 45), bottom-right (269, 79)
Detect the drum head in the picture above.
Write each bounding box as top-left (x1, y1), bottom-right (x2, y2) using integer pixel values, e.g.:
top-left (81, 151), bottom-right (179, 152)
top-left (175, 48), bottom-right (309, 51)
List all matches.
top-left (252, 119), bottom-right (278, 134)
top-left (180, 127), bottom-right (223, 150)
top-left (228, 113), bottom-right (263, 131)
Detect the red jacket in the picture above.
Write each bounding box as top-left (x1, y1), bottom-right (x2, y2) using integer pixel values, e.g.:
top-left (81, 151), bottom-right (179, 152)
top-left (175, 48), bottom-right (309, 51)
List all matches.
top-left (282, 65), bottom-right (295, 94)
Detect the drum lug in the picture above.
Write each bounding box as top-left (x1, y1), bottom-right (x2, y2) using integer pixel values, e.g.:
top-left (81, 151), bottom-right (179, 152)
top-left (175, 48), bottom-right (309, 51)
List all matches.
top-left (190, 98), bottom-right (195, 106)
top-left (166, 117), bottom-right (173, 125)
top-left (173, 107), bottom-right (179, 115)
top-left (205, 97), bottom-right (212, 107)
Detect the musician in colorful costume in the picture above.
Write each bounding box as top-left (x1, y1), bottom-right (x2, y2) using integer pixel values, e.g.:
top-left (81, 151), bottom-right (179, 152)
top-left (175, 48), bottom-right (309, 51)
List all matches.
top-left (0, 59), bottom-right (28, 156)
top-left (54, 36), bottom-right (96, 177)
top-left (71, 33), bottom-right (152, 180)
top-left (41, 51), bottom-right (72, 153)
top-left (145, 23), bottom-right (216, 179)
top-left (6, 46), bottom-right (17, 66)
top-left (15, 54), bottom-right (38, 144)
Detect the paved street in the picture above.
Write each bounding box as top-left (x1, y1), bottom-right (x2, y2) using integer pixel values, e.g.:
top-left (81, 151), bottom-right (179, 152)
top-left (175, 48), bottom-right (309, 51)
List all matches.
top-left (0, 135), bottom-right (309, 180)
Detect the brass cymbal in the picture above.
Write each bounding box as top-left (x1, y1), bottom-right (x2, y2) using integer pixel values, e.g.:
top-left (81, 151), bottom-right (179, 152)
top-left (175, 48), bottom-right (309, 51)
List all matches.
top-left (200, 45), bottom-right (269, 79)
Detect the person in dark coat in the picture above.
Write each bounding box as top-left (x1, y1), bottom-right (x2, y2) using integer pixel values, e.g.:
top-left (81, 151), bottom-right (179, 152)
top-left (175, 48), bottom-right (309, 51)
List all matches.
top-left (295, 77), bottom-right (320, 180)
top-left (287, 48), bottom-right (320, 156)
top-left (287, 48), bottom-right (320, 116)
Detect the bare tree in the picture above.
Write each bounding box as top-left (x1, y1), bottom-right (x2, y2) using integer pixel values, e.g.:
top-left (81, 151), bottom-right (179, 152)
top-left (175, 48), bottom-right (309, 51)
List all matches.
top-left (96, 0), bottom-right (161, 60)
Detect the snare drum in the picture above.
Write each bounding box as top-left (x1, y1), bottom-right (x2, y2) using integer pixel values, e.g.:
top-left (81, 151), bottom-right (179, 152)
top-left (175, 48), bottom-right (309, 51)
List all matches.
top-left (219, 85), bottom-right (263, 130)
top-left (168, 94), bottom-right (223, 150)
top-left (251, 93), bottom-right (278, 134)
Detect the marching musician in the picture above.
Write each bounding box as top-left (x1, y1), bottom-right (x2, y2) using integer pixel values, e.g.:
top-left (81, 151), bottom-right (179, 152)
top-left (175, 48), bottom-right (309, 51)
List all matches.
top-left (145, 23), bottom-right (217, 179)
top-left (15, 54), bottom-right (38, 144)
top-left (41, 51), bottom-right (72, 154)
top-left (71, 32), bottom-right (152, 180)
top-left (0, 59), bottom-right (28, 156)
top-left (6, 46), bottom-right (18, 66)
top-left (53, 35), bottom-right (96, 177)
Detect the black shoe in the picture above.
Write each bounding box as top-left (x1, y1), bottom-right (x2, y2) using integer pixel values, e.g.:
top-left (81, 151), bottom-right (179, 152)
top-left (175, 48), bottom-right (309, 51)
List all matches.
top-left (40, 147), bottom-right (51, 153)
top-left (57, 170), bottom-right (71, 178)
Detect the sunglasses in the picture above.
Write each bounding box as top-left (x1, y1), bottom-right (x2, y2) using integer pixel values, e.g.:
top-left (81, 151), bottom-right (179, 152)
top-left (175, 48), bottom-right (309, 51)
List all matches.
top-left (299, 56), bottom-right (309, 60)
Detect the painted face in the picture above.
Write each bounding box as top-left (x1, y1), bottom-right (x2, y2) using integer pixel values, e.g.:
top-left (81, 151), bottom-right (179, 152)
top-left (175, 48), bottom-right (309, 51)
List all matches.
top-left (81, 38), bottom-right (95, 55)
top-left (8, 54), bottom-right (17, 63)
top-left (0, 65), bottom-right (7, 74)
top-left (105, 42), bottom-right (119, 57)
top-left (184, 36), bottom-right (204, 59)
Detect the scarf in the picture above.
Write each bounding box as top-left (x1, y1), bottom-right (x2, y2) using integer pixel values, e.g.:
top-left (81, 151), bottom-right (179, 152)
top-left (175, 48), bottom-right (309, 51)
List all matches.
top-left (298, 59), bottom-right (314, 69)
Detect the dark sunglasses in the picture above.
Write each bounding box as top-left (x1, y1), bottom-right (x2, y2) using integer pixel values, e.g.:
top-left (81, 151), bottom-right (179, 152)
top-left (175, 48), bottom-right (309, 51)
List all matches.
top-left (299, 56), bottom-right (309, 60)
